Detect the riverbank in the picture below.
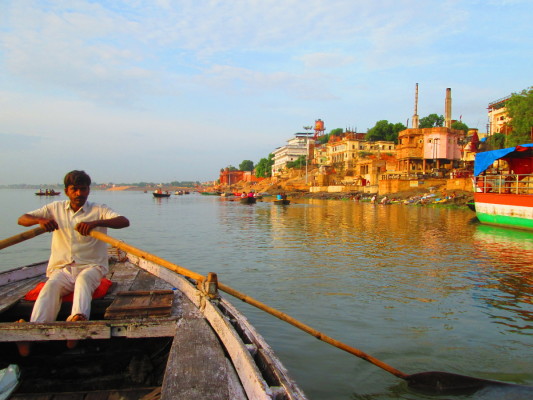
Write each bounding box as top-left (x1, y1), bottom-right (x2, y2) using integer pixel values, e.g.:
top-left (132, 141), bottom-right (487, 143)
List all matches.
top-left (104, 175), bottom-right (474, 207)
top-left (216, 175), bottom-right (474, 207)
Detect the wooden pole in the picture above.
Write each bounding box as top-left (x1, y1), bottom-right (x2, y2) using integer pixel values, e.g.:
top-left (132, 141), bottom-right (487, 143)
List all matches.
top-left (90, 231), bottom-right (408, 379)
top-left (217, 282), bottom-right (408, 379)
top-left (0, 227), bottom-right (46, 250)
top-left (89, 231), bottom-right (205, 283)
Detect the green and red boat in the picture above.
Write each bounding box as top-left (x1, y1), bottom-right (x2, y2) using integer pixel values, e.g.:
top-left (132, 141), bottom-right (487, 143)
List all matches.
top-left (473, 144), bottom-right (533, 231)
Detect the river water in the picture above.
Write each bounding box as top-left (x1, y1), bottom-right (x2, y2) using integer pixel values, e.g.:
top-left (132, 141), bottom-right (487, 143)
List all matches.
top-left (1, 189), bottom-right (532, 400)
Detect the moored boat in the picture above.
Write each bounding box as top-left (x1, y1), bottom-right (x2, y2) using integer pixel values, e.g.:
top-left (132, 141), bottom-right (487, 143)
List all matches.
top-left (273, 199), bottom-right (290, 205)
top-left (0, 232), bottom-right (307, 400)
top-left (473, 144), bottom-right (533, 231)
top-left (240, 197), bottom-right (257, 204)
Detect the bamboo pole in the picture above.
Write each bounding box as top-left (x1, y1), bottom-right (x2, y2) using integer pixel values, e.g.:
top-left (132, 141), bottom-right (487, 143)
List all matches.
top-left (89, 231), bottom-right (205, 283)
top-left (217, 281), bottom-right (408, 379)
top-left (90, 231), bottom-right (407, 379)
top-left (0, 227), bottom-right (46, 250)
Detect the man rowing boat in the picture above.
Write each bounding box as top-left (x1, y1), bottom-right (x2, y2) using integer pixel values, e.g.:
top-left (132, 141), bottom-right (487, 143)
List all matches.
top-left (16, 170), bottom-right (129, 354)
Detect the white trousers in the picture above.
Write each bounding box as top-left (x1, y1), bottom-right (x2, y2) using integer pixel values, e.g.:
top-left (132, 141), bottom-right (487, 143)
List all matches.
top-left (30, 263), bottom-right (104, 322)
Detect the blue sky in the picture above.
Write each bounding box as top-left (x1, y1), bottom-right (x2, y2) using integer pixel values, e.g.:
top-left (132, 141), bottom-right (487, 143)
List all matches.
top-left (1, 0), bottom-right (531, 184)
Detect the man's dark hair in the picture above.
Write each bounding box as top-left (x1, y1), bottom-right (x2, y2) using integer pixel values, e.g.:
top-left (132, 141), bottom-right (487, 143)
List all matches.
top-left (64, 170), bottom-right (91, 188)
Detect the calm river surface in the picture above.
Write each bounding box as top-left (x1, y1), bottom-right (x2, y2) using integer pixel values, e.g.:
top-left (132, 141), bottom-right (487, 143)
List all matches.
top-left (1, 189), bottom-right (532, 400)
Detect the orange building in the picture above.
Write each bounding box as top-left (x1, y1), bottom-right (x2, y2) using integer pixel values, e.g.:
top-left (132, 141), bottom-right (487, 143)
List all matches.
top-left (396, 127), bottom-right (465, 175)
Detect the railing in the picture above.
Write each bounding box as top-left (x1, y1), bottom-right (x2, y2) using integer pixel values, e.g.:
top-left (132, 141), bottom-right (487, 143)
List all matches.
top-left (474, 174), bottom-right (533, 195)
top-left (381, 171), bottom-right (473, 181)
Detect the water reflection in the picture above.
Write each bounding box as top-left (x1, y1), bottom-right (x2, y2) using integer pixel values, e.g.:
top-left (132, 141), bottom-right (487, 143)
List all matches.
top-left (470, 225), bottom-right (533, 334)
top-left (1, 191), bottom-right (532, 399)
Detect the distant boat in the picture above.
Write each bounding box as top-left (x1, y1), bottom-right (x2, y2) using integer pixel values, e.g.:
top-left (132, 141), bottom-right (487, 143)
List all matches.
top-left (35, 190), bottom-right (60, 196)
top-left (240, 197), bottom-right (257, 204)
top-left (153, 191), bottom-right (171, 198)
top-left (273, 199), bottom-right (290, 205)
top-left (473, 143), bottom-right (533, 231)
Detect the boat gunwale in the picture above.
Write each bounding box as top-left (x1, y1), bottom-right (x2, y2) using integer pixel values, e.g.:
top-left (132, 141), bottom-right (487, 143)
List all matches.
top-left (0, 250), bottom-right (307, 400)
top-left (128, 252), bottom-right (307, 399)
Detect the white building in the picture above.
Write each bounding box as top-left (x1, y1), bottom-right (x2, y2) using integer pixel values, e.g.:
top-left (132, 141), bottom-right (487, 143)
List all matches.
top-left (271, 134), bottom-right (313, 176)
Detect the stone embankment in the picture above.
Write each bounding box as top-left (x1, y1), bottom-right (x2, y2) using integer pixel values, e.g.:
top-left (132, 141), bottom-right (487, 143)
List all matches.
top-left (219, 176), bottom-right (475, 207)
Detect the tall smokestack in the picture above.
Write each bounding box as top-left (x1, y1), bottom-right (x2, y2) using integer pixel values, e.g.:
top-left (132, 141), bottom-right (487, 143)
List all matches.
top-left (412, 83), bottom-right (419, 129)
top-left (445, 88), bottom-right (452, 128)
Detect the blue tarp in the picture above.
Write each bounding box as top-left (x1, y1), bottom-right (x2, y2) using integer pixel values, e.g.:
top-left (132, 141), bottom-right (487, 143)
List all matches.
top-left (474, 143), bottom-right (533, 176)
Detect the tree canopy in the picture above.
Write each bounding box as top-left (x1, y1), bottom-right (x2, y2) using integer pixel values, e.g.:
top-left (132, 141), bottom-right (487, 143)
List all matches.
top-left (255, 154), bottom-right (274, 178)
top-left (316, 128), bottom-right (343, 145)
top-left (366, 120), bottom-right (406, 143)
top-left (506, 87), bottom-right (533, 146)
top-left (485, 133), bottom-right (506, 151)
top-left (286, 155), bottom-right (306, 169)
top-left (239, 160), bottom-right (255, 172)
top-left (329, 128), bottom-right (343, 137)
top-left (419, 114), bottom-right (444, 128)
top-left (451, 120), bottom-right (469, 132)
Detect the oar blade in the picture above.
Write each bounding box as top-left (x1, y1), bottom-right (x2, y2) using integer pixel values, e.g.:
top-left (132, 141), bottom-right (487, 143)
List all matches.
top-left (406, 371), bottom-right (530, 394)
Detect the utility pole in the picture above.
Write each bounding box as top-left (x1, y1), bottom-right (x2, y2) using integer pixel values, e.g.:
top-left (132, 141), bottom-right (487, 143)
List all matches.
top-left (303, 126), bottom-right (313, 184)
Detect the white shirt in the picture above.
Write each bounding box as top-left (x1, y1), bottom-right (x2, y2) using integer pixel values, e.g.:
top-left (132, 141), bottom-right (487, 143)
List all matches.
top-left (28, 200), bottom-right (122, 276)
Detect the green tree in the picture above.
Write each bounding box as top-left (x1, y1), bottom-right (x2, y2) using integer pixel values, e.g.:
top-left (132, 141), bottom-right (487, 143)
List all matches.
top-left (366, 120), bottom-right (405, 143)
top-left (329, 128), bottom-right (343, 137)
top-left (255, 154), bottom-right (274, 178)
top-left (316, 134), bottom-right (329, 145)
top-left (315, 128), bottom-right (342, 145)
top-left (419, 114), bottom-right (444, 128)
top-left (506, 87), bottom-right (533, 146)
top-left (486, 133), bottom-right (506, 150)
top-left (239, 160), bottom-right (255, 171)
top-left (286, 155), bottom-right (306, 169)
top-left (451, 121), bottom-right (469, 132)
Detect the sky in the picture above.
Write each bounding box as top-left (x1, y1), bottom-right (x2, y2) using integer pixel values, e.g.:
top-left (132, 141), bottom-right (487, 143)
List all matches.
top-left (1, 0), bottom-right (531, 185)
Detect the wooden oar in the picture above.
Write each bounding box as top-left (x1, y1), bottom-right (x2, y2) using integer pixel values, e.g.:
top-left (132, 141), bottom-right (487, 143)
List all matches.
top-left (90, 231), bottom-right (532, 394)
top-left (0, 227), bottom-right (46, 250)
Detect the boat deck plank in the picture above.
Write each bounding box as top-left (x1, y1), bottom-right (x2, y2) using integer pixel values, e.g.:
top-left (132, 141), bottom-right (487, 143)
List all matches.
top-left (11, 387), bottom-right (158, 400)
top-left (161, 317), bottom-right (247, 400)
top-left (0, 275), bottom-right (44, 314)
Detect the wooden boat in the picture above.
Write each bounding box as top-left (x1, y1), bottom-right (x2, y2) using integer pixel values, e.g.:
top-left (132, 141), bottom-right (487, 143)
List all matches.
top-left (473, 144), bottom-right (533, 231)
top-left (273, 199), bottom-right (290, 205)
top-left (34, 190), bottom-right (60, 196)
top-left (0, 236), bottom-right (307, 399)
top-left (3, 230), bottom-right (532, 396)
top-left (152, 191), bottom-right (171, 198)
top-left (240, 197), bottom-right (257, 204)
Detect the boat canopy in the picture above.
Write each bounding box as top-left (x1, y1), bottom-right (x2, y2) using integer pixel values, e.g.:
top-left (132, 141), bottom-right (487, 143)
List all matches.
top-left (474, 143), bottom-right (533, 176)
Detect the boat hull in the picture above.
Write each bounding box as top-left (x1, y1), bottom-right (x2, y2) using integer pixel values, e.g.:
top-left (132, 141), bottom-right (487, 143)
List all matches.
top-left (0, 248), bottom-right (307, 399)
top-left (474, 193), bottom-right (533, 231)
top-left (240, 197), bottom-right (257, 204)
top-left (273, 199), bottom-right (290, 205)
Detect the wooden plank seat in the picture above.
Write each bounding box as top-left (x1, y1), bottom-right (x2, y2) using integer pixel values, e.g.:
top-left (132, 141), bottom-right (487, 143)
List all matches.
top-left (10, 387), bottom-right (160, 400)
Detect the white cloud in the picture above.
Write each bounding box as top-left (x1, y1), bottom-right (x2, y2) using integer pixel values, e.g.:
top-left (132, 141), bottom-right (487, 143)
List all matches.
top-left (0, 0), bottom-right (531, 183)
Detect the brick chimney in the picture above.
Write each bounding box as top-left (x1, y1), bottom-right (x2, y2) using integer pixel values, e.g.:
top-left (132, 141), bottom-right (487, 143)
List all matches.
top-left (445, 88), bottom-right (452, 128)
